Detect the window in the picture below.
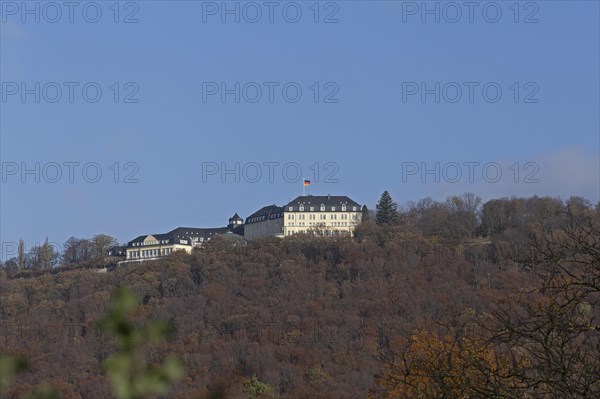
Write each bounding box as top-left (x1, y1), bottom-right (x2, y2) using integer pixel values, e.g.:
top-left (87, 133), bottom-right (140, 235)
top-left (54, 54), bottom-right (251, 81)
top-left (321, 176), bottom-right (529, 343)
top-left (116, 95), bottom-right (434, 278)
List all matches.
top-left (310, 206), bottom-right (314, 211)
top-left (320, 204), bottom-right (325, 211)
top-left (299, 205), bottom-right (304, 211)
top-left (353, 206), bottom-right (357, 211)
top-left (289, 206), bottom-right (293, 211)
top-left (332, 206), bottom-right (336, 211)
top-left (342, 205), bottom-right (346, 211)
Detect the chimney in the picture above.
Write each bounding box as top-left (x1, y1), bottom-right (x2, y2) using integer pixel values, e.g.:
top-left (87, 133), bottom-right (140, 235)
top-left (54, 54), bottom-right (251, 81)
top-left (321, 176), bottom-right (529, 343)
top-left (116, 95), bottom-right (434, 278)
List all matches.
top-left (327, 194), bottom-right (330, 199)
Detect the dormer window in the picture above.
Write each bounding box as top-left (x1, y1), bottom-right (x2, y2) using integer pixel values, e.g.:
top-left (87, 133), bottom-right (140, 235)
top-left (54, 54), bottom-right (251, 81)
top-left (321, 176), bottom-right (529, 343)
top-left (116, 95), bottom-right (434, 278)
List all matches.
top-left (289, 206), bottom-right (293, 211)
top-left (310, 206), bottom-right (314, 211)
top-left (332, 206), bottom-right (336, 211)
top-left (299, 205), bottom-right (304, 211)
top-left (342, 205), bottom-right (346, 211)
top-left (320, 204), bottom-right (325, 211)
top-left (353, 206), bottom-right (357, 211)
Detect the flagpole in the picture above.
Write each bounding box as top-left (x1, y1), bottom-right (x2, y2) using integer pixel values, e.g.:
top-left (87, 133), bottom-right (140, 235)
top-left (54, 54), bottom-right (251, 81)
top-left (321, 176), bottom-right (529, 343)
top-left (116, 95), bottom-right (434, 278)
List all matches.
top-left (303, 177), bottom-right (305, 196)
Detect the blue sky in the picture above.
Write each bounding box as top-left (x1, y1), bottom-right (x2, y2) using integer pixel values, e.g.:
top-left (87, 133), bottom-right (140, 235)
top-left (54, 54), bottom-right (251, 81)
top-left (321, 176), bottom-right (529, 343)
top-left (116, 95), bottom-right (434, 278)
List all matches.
top-left (1, 1), bottom-right (599, 254)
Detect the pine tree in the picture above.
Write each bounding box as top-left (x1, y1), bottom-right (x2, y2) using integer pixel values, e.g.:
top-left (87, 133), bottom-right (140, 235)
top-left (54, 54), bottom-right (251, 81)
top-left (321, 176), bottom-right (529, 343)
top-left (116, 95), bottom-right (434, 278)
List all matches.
top-left (361, 205), bottom-right (371, 222)
top-left (376, 191), bottom-right (399, 225)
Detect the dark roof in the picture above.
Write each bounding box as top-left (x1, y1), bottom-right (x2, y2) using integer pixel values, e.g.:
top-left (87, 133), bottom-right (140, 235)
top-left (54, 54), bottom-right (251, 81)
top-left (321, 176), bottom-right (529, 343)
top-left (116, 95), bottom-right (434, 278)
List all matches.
top-left (169, 227), bottom-right (229, 238)
top-left (285, 195), bottom-right (360, 211)
top-left (108, 246), bottom-right (126, 256)
top-left (229, 213), bottom-right (243, 222)
top-left (127, 226), bottom-right (229, 247)
top-left (245, 205), bottom-right (284, 224)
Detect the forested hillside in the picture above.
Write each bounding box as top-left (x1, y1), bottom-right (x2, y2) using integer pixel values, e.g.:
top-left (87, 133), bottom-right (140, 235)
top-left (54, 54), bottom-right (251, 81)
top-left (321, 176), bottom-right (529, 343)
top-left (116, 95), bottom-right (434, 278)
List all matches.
top-left (1, 194), bottom-right (599, 398)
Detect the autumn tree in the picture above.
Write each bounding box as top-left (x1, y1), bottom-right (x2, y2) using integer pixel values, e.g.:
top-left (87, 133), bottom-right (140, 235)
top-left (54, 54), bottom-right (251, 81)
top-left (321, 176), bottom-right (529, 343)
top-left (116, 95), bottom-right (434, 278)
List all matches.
top-left (63, 237), bottom-right (93, 264)
top-left (28, 238), bottom-right (60, 269)
top-left (485, 209), bottom-right (600, 398)
top-left (62, 234), bottom-right (119, 265)
top-left (369, 328), bottom-right (520, 399)
top-left (2, 258), bottom-right (18, 274)
top-left (91, 234), bottom-right (119, 259)
top-left (97, 287), bottom-right (184, 399)
top-left (444, 192), bottom-right (482, 239)
top-left (242, 376), bottom-right (277, 399)
top-left (2, 194), bottom-right (597, 399)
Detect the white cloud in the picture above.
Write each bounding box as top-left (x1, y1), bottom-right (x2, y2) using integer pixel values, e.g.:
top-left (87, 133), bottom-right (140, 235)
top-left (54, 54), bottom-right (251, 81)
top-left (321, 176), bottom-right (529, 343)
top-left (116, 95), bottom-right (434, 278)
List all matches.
top-left (466, 147), bottom-right (599, 202)
top-left (398, 147), bottom-right (600, 204)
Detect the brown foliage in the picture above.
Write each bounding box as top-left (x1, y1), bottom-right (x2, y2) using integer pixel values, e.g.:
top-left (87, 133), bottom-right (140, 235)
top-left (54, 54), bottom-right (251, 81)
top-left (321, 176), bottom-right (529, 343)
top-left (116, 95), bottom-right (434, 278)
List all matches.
top-left (1, 196), bottom-right (598, 398)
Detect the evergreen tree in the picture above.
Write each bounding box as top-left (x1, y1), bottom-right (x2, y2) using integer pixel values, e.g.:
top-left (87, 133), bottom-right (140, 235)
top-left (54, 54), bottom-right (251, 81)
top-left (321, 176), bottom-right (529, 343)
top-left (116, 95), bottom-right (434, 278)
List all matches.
top-left (376, 191), bottom-right (399, 225)
top-left (361, 205), bottom-right (370, 222)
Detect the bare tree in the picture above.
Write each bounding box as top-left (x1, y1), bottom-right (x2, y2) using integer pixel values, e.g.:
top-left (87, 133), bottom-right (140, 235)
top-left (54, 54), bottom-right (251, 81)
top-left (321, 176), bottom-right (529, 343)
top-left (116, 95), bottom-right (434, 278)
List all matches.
top-left (91, 234), bottom-right (119, 259)
top-left (28, 238), bottom-right (60, 269)
top-left (17, 239), bottom-right (26, 270)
